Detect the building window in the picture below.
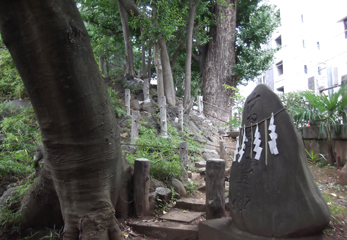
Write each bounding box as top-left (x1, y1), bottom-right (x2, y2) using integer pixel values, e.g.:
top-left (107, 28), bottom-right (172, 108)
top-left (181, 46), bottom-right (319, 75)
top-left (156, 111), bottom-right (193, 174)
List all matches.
top-left (275, 35), bottom-right (282, 47)
top-left (301, 14), bottom-right (304, 23)
top-left (317, 42), bottom-right (320, 50)
top-left (276, 61), bottom-right (283, 76)
top-left (304, 65), bottom-right (308, 74)
top-left (302, 39), bottom-right (305, 48)
top-left (318, 66), bottom-right (322, 75)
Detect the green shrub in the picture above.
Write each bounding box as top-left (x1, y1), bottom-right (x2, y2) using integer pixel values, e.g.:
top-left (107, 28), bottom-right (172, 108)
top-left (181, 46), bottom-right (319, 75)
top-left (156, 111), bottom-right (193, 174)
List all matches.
top-left (126, 121), bottom-right (201, 182)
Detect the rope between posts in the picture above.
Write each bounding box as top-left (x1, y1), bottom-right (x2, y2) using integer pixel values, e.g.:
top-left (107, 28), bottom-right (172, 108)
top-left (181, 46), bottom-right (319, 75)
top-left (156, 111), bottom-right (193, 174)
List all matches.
top-left (201, 101), bottom-right (230, 113)
top-left (121, 143), bottom-right (179, 150)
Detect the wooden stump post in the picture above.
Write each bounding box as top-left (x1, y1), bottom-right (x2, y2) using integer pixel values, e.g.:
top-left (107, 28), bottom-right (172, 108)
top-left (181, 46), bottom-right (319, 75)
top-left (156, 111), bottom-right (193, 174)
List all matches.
top-left (125, 89), bottom-right (131, 116)
top-left (206, 158), bottom-right (225, 220)
top-left (178, 103), bottom-right (184, 131)
top-left (198, 96), bottom-right (203, 114)
top-left (143, 79), bottom-right (150, 102)
top-left (220, 141), bottom-right (227, 160)
top-left (131, 110), bottom-right (140, 146)
top-left (159, 96), bottom-right (168, 138)
top-left (134, 158), bottom-right (150, 217)
top-left (179, 141), bottom-right (188, 181)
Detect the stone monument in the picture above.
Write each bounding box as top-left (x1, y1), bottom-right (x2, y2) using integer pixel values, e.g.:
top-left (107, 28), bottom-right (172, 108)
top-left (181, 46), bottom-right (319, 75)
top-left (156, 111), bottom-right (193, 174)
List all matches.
top-left (199, 84), bottom-right (330, 240)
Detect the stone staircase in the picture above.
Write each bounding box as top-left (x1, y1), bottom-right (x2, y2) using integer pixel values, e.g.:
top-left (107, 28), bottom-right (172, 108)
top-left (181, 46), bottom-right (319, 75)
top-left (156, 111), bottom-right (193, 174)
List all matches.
top-left (129, 197), bottom-right (206, 240)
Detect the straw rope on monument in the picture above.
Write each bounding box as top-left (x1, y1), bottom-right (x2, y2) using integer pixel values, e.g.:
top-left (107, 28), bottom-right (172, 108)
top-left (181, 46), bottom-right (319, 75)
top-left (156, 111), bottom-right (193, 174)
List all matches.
top-left (233, 108), bottom-right (285, 164)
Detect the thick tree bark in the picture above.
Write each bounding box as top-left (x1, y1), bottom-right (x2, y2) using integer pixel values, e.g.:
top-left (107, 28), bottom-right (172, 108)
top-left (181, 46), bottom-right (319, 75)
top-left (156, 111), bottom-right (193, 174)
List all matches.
top-left (0, 1), bottom-right (123, 239)
top-left (159, 39), bottom-right (176, 106)
top-left (184, 0), bottom-right (199, 110)
top-left (201, 0), bottom-right (237, 122)
top-left (118, 0), bottom-right (136, 76)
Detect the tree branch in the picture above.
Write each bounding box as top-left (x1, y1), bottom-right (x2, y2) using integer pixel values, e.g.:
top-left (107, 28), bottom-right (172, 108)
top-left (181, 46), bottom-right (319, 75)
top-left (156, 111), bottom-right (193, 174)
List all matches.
top-left (118, 0), bottom-right (140, 17)
top-left (170, 42), bottom-right (184, 68)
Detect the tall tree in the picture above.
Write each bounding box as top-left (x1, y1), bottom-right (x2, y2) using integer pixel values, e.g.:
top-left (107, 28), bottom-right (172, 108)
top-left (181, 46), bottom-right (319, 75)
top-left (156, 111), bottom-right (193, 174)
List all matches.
top-left (118, 0), bottom-right (136, 76)
top-left (183, 0), bottom-right (199, 110)
top-left (0, 0), bottom-right (124, 239)
top-left (201, 0), bottom-right (237, 122)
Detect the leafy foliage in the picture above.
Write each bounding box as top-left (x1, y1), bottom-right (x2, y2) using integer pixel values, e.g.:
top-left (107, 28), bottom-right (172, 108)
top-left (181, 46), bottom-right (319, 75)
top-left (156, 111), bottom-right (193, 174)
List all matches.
top-left (107, 87), bottom-right (126, 117)
top-left (234, 1), bottom-right (280, 81)
top-left (0, 104), bottom-right (39, 178)
top-left (126, 121), bottom-right (201, 182)
top-left (0, 35), bottom-right (27, 101)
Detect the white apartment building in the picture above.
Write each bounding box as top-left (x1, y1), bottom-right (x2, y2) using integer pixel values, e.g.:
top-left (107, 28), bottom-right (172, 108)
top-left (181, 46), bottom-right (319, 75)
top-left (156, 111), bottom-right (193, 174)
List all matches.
top-left (259, 0), bottom-right (347, 94)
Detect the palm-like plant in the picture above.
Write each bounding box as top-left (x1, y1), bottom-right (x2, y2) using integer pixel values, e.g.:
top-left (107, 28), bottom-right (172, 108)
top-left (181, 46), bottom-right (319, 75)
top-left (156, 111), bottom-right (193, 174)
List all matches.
top-left (290, 83), bottom-right (347, 166)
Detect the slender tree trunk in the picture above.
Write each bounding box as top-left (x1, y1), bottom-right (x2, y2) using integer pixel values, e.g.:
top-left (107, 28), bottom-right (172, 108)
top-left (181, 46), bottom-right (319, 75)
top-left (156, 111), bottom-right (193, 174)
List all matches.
top-left (141, 40), bottom-right (147, 78)
top-left (148, 46), bottom-right (152, 82)
top-left (0, 1), bottom-right (123, 239)
top-left (184, 0), bottom-right (199, 109)
top-left (201, 0), bottom-right (237, 122)
top-left (99, 55), bottom-right (105, 76)
top-left (154, 42), bottom-right (164, 98)
top-left (118, 0), bottom-right (136, 76)
top-left (159, 39), bottom-right (176, 106)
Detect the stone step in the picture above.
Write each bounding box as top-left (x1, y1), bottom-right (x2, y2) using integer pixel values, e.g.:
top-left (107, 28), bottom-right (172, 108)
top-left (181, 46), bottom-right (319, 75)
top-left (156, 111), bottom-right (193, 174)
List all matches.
top-left (129, 220), bottom-right (198, 240)
top-left (175, 197), bottom-right (206, 212)
top-left (159, 209), bottom-right (203, 223)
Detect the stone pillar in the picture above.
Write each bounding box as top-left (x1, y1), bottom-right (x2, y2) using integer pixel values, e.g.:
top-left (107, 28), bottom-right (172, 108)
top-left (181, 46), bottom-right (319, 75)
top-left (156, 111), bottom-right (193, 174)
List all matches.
top-left (131, 110), bottom-right (140, 146)
top-left (159, 96), bottom-right (167, 138)
top-left (178, 103), bottom-right (184, 131)
top-left (179, 141), bottom-right (188, 181)
top-left (125, 89), bottom-right (131, 116)
top-left (198, 96), bottom-right (203, 113)
top-left (143, 78), bottom-right (150, 102)
top-left (220, 141), bottom-right (227, 160)
top-left (206, 158), bottom-right (225, 220)
top-left (134, 158), bottom-right (150, 217)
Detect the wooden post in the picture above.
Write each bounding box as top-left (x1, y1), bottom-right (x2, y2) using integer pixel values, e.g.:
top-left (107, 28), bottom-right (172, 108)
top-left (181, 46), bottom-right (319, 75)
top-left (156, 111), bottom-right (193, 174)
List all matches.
top-left (143, 78), bottom-right (150, 102)
top-left (179, 141), bottom-right (188, 181)
top-left (131, 110), bottom-right (140, 146)
top-left (125, 89), bottom-right (131, 116)
top-left (159, 96), bottom-right (167, 138)
top-left (178, 103), bottom-right (184, 131)
top-left (220, 141), bottom-right (227, 160)
top-left (198, 96), bottom-right (203, 113)
top-left (206, 158), bottom-right (225, 220)
top-left (134, 158), bottom-right (150, 217)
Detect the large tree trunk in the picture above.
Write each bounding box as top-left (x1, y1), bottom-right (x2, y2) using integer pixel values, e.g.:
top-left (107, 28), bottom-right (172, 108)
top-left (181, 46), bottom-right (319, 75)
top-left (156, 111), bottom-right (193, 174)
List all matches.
top-left (0, 0), bottom-right (123, 239)
top-left (118, 0), bottom-right (136, 76)
top-left (201, 0), bottom-right (237, 122)
top-left (183, 0), bottom-right (199, 110)
top-left (159, 39), bottom-right (176, 106)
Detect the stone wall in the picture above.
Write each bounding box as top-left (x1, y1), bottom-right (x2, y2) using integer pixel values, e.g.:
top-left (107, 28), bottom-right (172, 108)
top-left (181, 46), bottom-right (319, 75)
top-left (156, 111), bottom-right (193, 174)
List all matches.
top-left (300, 126), bottom-right (347, 165)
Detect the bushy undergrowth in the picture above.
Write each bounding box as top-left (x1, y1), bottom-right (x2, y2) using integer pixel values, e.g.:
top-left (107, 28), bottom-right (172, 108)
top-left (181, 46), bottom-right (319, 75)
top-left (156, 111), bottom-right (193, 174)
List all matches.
top-left (126, 121), bottom-right (201, 182)
top-left (0, 104), bottom-right (40, 178)
top-left (0, 36), bottom-right (27, 101)
top-left (107, 87), bottom-right (126, 117)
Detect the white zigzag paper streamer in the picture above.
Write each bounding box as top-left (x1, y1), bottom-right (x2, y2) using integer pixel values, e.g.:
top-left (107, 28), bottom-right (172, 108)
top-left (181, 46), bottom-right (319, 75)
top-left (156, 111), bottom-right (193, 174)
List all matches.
top-left (268, 112), bottom-right (279, 155)
top-left (238, 126), bottom-right (248, 162)
top-left (253, 124), bottom-right (263, 160)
